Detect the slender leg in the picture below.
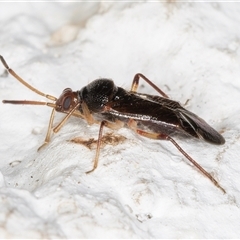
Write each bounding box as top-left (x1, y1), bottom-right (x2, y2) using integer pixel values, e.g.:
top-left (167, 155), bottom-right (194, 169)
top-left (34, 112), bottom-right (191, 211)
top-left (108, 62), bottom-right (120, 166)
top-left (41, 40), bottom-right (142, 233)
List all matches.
top-left (38, 104), bottom-right (79, 150)
top-left (86, 121), bottom-right (106, 174)
top-left (38, 108), bottom-right (56, 151)
top-left (39, 103), bottom-right (81, 150)
top-left (53, 103), bottom-right (80, 133)
top-left (128, 119), bottom-right (226, 194)
top-left (81, 101), bottom-right (95, 125)
top-left (131, 73), bottom-right (169, 98)
top-left (85, 120), bottom-right (124, 174)
top-left (38, 104), bottom-right (82, 151)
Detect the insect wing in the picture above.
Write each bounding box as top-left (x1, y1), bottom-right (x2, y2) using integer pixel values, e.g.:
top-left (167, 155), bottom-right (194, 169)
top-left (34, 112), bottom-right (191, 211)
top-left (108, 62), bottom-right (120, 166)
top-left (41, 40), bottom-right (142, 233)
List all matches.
top-left (177, 108), bottom-right (225, 145)
top-left (136, 92), bottom-right (225, 145)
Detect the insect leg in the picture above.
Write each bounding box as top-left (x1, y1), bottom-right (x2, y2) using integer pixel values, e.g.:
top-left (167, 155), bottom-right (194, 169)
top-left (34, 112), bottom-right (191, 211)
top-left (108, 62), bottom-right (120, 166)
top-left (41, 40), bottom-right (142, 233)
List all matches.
top-left (81, 101), bottom-right (95, 125)
top-left (53, 103), bottom-right (80, 133)
top-left (38, 103), bottom-right (81, 150)
top-left (38, 108), bottom-right (56, 151)
top-left (167, 136), bottom-right (225, 193)
top-left (86, 120), bottom-right (124, 174)
top-left (86, 121), bottom-right (106, 174)
top-left (131, 73), bottom-right (169, 98)
top-left (128, 119), bottom-right (226, 194)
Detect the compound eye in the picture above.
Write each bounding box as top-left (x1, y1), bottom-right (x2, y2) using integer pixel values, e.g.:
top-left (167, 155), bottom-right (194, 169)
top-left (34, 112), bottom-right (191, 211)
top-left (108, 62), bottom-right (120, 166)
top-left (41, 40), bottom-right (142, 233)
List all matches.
top-left (63, 96), bottom-right (71, 110)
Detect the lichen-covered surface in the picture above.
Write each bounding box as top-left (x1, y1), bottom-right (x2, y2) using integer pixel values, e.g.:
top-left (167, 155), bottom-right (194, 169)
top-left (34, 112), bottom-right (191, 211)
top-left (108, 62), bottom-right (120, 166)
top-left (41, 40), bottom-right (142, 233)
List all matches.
top-left (0, 2), bottom-right (240, 238)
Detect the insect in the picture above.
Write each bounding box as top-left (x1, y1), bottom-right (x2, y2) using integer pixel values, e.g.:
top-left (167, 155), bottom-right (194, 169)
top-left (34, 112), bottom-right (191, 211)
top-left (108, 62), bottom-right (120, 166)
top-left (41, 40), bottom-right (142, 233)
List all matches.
top-left (0, 55), bottom-right (226, 193)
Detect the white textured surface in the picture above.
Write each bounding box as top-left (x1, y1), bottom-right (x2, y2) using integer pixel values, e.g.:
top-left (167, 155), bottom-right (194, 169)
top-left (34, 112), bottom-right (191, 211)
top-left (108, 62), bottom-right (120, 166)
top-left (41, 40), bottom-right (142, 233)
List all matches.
top-left (0, 2), bottom-right (240, 238)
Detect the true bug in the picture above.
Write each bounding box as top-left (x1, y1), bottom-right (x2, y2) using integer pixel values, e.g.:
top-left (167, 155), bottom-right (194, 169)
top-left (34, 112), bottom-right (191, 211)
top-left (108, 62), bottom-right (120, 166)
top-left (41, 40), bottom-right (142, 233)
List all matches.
top-left (0, 55), bottom-right (226, 193)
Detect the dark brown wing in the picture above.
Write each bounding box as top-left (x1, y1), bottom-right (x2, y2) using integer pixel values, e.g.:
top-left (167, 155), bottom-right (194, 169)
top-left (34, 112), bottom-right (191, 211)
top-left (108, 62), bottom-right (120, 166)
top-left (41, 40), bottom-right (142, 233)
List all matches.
top-left (109, 89), bottom-right (180, 125)
top-left (108, 88), bottom-right (225, 145)
top-left (132, 92), bottom-right (225, 145)
top-left (177, 108), bottom-right (225, 145)
top-left (133, 92), bottom-right (225, 145)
